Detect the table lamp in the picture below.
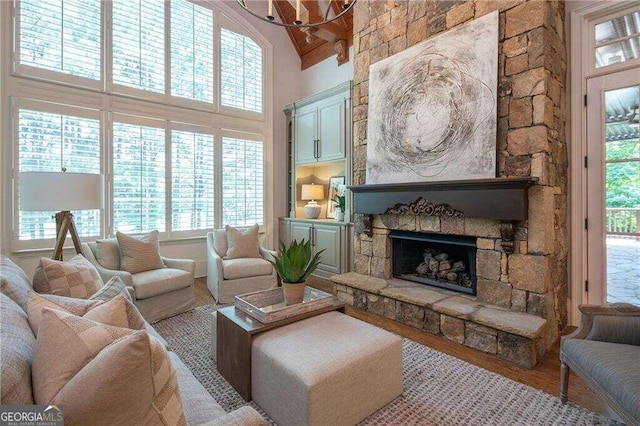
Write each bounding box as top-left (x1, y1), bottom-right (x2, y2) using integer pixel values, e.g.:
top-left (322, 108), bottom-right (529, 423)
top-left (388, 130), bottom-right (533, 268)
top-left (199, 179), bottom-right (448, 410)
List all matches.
top-left (301, 184), bottom-right (324, 219)
top-left (19, 171), bottom-right (104, 261)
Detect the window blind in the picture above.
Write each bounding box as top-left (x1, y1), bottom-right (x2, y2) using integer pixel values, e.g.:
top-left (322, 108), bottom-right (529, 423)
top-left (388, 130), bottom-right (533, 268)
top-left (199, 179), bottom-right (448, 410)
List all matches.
top-left (171, 0), bottom-right (214, 103)
top-left (222, 136), bottom-right (264, 226)
top-left (112, 0), bottom-right (165, 93)
top-left (171, 130), bottom-right (215, 231)
top-left (220, 28), bottom-right (263, 113)
top-left (17, 108), bottom-right (101, 240)
top-left (19, 0), bottom-right (101, 80)
top-left (112, 122), bottom-right (166, 233)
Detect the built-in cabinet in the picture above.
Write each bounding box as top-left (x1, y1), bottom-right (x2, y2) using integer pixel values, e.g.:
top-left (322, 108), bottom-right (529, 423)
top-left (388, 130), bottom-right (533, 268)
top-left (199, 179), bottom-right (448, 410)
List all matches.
top-left (281, 81), bottom-right (353, 278)
top-left (281, 218), bottom-right (347, 278)
top-left (294, 94), bottom-right (346, 164)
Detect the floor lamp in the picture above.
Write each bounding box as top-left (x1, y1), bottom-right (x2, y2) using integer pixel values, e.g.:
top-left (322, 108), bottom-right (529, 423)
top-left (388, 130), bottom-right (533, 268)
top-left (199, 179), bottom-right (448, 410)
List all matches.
top-left (19, 171), bottom-right (104, 261)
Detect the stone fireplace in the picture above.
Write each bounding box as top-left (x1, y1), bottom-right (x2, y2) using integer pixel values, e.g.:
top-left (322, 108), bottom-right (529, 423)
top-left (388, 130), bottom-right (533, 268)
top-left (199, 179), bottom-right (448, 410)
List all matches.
top-left (390, 231), bottom-right (477, 295)
top-left (332, 0), bottom-right (568, 368)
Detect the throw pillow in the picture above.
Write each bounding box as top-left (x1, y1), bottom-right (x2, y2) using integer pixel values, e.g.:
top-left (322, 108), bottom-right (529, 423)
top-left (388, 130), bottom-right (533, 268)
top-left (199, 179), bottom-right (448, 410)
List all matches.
top-left (32, 254), bottom-right (103, 298)
top-left (89, 276), bottom-right (133, 303)
top-left (94, 239), bottom-right (120, 270)
top-left (225, 224), bottom-right (260, 259)
top-left (0, 255), bottom-right (33, 311)
top-left (117, 231), bottom-right (165, 274)
top-left (32, 308), bottom-right (186, 426)
top-left (27, 291), bottom-right (145, 336)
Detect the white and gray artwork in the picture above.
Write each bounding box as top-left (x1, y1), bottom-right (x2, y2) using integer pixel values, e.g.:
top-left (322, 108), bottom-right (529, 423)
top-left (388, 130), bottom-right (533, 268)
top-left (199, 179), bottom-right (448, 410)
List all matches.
top-left (366, 11), bottom-right (498, 184)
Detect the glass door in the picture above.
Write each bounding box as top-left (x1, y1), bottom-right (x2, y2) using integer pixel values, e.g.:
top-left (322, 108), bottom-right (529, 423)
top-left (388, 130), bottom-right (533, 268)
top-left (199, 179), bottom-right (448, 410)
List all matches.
top-left (586, 68), bottom-right (640, 305)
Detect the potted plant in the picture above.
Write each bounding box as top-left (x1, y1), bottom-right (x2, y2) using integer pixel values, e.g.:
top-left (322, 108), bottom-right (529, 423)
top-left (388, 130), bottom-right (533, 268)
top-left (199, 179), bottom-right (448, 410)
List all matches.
top-left (333, 184), bottom-right (346, 221)
top-left (269, 239), bottom-right (325, 305)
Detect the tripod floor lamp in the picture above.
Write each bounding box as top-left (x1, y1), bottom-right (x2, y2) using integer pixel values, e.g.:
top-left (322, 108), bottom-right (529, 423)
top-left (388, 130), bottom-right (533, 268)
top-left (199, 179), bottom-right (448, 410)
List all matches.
top-left (19, 171), bottom-right (104, 261)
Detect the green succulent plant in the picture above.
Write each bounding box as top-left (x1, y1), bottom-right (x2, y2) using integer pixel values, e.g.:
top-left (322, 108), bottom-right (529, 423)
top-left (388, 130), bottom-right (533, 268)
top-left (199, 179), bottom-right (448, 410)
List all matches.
top-left (269, 239), bottom-right (325, 284)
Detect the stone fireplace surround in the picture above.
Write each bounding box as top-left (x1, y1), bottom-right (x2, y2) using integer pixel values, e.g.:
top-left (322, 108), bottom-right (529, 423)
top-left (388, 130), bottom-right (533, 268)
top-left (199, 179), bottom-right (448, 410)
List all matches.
top-left (333, 0), bottom-right (568, 368)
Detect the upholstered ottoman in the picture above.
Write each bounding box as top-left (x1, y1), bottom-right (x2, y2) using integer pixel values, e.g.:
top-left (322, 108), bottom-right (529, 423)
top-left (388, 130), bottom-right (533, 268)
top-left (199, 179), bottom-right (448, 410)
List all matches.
top-left (251, 312), bottom-right (403, 426)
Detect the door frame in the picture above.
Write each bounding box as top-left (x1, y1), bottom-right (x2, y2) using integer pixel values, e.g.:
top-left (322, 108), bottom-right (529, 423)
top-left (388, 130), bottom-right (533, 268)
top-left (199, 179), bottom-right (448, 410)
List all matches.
top-left (569, 0), bottom-right (640, 324)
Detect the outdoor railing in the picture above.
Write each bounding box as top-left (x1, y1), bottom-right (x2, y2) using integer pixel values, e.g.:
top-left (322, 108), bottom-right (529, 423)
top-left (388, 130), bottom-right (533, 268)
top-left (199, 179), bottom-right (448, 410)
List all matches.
top-left (606, 208), bottom-right (640, 236)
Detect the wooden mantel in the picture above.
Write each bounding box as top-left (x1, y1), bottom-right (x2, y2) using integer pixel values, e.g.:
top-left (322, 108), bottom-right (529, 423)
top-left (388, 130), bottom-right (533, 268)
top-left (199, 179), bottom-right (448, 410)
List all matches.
top-left (348, 177), bottom-right (538, 222)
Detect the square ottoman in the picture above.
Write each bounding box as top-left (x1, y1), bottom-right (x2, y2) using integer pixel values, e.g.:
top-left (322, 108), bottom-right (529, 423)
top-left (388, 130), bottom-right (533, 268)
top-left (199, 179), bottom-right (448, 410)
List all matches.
top-left (251, 311), bottom-right (403, 426)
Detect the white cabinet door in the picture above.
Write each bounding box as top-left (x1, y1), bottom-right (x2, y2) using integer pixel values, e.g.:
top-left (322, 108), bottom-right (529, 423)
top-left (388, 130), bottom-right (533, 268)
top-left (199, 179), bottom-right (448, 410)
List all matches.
top-left (314, 224), bottom-right (341, 274)
top-left (317, 97), bottom-right (346, 162)
top-left (290, 222), bottom-right (312, 245)
top-left (294, 107), bottom-right (317, 165)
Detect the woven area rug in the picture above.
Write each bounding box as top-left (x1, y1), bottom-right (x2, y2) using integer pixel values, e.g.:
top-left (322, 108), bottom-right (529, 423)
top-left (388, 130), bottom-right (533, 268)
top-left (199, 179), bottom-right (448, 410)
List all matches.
top-left (154, 305), bottom-right (617, 425)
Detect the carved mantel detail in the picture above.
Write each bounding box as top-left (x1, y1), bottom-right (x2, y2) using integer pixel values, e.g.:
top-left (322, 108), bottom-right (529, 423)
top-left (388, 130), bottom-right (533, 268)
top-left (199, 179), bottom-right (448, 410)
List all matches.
top-left (384, 197), bottom-right (464, 217)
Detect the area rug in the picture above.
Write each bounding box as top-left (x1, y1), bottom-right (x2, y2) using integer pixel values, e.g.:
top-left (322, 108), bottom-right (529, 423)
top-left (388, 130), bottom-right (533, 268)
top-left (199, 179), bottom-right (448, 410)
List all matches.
top-left (154, 305), bottom-right (617, 425)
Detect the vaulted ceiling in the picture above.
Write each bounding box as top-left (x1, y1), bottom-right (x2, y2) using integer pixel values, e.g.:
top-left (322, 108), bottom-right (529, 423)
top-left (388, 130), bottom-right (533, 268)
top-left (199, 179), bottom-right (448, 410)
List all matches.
top-left (271, 0), bottom-right (354, 69)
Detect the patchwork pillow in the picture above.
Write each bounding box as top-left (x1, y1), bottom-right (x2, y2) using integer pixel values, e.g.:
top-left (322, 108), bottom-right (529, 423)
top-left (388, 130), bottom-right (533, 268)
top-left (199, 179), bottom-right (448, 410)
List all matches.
top-left (117, 231), bottom-right (165, 274)
top-left (94, 239), bottom-right (120, 270)
top-left (225, 224), bottom-right (260, 259)
top-left (32, 254), bottom-right (103, 298)
top-left (27, 291), bottom-right (145, 336)
top-left (32, 308), bottom-right (186, 426)
top-left (89, 276), bottom-right (133, 303)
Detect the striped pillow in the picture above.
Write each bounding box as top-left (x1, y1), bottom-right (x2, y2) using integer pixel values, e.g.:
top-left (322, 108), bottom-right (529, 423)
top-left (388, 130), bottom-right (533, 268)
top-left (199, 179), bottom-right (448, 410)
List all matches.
top-left (90, 276), bottom-right (133, 303)
top-left (32, 255), bottom-right (103, 299)
top-left (27, 291), bottom-right (145, 336)
top-left (32, 308), bottom-right (186, 426)
top-left (117, 231), bottom-right (165, 274)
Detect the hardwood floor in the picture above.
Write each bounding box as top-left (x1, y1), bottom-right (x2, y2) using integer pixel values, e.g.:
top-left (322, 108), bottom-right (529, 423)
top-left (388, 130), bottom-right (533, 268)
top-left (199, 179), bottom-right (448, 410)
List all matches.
top-left (193, 276), bottom-right (608, 417)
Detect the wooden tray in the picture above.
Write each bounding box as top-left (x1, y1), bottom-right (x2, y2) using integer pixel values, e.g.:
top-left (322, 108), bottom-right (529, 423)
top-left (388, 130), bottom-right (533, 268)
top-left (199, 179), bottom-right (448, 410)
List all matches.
top-left (234, 286), bottom-right (334, 323)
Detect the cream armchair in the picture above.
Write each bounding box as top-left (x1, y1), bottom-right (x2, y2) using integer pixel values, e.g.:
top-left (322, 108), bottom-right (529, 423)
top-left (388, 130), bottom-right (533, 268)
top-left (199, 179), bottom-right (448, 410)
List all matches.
top-left (206, 229), bottom-right (278, 303)
top-left (81, 239), bottom-right (195, 323)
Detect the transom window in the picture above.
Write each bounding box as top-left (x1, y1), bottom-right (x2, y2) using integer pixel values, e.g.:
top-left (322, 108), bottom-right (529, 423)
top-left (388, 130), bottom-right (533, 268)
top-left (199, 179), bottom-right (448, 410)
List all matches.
top-left (10, 0), bottom-right (269, 250)
top-left (592, 8), bottom-right (640, 70)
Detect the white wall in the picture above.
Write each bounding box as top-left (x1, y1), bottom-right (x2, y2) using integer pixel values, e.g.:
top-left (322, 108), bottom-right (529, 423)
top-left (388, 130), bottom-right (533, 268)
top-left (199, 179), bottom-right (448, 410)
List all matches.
top-left (300, 46), bottom-right (354, 98)
top-left (1, 1), bottom-right (302, 278)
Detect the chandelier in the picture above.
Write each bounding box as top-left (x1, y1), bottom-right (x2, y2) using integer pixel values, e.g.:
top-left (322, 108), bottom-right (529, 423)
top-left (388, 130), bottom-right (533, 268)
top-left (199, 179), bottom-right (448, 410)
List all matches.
top-left (236, 0), bottom-right (357, 28)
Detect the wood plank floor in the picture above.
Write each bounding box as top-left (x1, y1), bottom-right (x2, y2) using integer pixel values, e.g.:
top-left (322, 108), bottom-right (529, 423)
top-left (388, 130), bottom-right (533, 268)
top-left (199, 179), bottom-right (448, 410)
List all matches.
top-left (193, 276), bottom-right (609, 417)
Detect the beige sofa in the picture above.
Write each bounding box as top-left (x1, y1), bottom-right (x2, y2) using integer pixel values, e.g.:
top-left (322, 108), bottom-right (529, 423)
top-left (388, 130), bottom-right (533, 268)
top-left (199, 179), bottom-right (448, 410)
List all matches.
top-left (81, 239), bottom-right (195, 323)
top-left (0, 255), bottom-right (263, 425)
top-left (206, 230), bottom-right (277, 303)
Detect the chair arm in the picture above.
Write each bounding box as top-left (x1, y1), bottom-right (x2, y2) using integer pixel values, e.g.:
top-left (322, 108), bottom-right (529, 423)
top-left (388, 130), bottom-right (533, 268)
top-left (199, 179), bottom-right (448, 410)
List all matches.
top-left (207, 241), bottom-right (224, 285)
top-left (196, 406), bottom-right (264, 426)
top-left (259, 246), bottom-right (277, 262)
top-left (563, 303), bottom-right (640, 346)
top-left (81, 246), bottom-right (134, 287)
top-left (162, 257), bottom-right (195, 276)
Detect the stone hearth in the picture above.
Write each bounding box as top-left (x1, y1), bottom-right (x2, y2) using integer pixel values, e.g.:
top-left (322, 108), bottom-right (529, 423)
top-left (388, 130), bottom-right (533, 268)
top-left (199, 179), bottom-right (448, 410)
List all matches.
top-left (333, 272), bottom-right (546, 368)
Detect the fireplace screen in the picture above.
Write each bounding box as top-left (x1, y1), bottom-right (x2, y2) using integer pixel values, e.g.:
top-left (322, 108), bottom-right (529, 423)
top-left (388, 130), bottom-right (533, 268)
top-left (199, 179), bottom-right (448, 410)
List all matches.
top-left (390, 231), bottom-right (477, 295)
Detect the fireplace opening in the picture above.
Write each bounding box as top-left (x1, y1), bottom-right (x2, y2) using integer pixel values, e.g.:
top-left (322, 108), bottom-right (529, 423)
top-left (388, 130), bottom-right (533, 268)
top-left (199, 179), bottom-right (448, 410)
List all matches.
top-left (389, 231), bottom-right (477, 296)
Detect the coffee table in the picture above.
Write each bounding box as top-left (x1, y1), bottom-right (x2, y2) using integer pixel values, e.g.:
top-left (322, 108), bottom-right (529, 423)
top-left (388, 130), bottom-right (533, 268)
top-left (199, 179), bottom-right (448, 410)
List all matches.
top-left (216, 290), bottom-right (345, 401)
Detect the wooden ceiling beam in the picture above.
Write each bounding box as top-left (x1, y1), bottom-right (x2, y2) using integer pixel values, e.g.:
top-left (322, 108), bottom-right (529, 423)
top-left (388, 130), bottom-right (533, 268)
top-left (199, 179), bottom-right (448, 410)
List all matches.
top-left (300, 10), bottom-right (347, 42)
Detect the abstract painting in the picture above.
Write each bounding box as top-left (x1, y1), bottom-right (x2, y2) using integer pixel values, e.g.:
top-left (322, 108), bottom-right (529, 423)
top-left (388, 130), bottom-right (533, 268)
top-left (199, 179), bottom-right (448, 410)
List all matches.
top-left (366, 11), bottom-right (498, 184)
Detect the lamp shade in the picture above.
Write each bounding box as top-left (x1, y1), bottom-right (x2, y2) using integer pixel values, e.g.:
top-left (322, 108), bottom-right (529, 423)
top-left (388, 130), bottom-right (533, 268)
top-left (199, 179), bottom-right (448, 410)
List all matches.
top-left (301, 184), bottom-right (324, 201)
top-left (19, 172), bottom-right (104, 211)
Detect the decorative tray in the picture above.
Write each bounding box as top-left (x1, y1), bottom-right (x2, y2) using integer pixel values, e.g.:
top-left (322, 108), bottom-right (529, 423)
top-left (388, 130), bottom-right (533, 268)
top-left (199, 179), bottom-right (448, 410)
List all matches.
top-left (234, 286), bottom-right (334, 323)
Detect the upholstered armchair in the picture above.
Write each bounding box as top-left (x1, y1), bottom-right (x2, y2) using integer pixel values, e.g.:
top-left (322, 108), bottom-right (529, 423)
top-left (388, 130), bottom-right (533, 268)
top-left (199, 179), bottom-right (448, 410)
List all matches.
top-left (560, 303), bottom-right (640, 425)
top-left (206, 228), bottom-right (278, 303)
top-left (81, 237), bottom-right (195, 323)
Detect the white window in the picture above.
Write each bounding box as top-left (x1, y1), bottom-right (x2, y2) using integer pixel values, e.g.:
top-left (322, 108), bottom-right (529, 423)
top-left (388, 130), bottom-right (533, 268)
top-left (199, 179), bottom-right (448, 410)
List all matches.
top-left (112, 120), bottom-right (166, 233)
top-left (222, 135), bottom-right (264, 227)
top-left (9, 1), bottom-right (270, 250)
top-left (18, 0), bottom-right (101, 81)
top-left (112, 0), bottom-right (165, 94)
top-left (592, 9), bottom-right (640, 70)
top-left (171, 129), bottom-right (215, 232)
top-left (220, 28), bottom-right (263, 113)
top-left (171, 0), bottom-right (214, 103)
top-left (17, 105), bottom-right (101, 241)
